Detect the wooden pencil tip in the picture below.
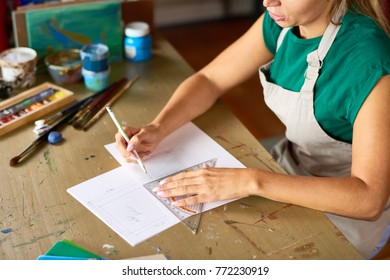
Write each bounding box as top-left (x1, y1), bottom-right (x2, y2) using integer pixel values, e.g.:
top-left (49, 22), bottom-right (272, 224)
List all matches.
top-left (9, 155), bottom-right (21, 166)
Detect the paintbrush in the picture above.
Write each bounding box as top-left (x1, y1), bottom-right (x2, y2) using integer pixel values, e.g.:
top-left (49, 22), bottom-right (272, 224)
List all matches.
top-left (67, 80), bottom-right (125, 125)
top-left (0, 87), bottom-right (57, 119)
top-left (82, 75), bottom-right (140, 131)
top-left (72, 78), bottom-right (127, 129)
top-left (43, 94), bottom-right (93, 126)
top-left (9, 110), bottom-right (75, 166)
top-left (73, 78), bottom-right (128, 128)
top-left (34, 89), bottom-right (106, 135)
top-left (67, 79), bottom-right (126, 125)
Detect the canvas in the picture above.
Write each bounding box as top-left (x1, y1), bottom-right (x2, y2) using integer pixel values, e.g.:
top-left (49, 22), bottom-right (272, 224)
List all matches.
top-left (25, 0), bottom-right (123, 62)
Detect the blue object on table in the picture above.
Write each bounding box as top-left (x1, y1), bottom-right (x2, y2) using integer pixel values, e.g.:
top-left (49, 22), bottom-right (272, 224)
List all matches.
top-left (48, 131), bottom-right (62, 144)
top-left (80, 43), bottom-right (109, 72)
top-left (124, 22), bottom-right (152, 62)
top-left (82, 67), bottom-right (110, 91)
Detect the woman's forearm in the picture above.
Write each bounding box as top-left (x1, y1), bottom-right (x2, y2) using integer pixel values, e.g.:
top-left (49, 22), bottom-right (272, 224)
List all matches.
top-left (249, 168), bottom-right (386, 221)
top-left (151, 72), bottom-right (222, 138)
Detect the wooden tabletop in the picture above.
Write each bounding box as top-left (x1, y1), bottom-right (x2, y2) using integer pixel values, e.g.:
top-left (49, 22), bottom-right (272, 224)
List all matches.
top-left (0, 35), bottom-right (362, 260)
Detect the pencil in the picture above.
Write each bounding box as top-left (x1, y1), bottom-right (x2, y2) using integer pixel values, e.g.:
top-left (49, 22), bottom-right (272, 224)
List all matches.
top-left (105, 106), bottom-right (147, 174)
top-left (82, 75), bottom-right (140, 131)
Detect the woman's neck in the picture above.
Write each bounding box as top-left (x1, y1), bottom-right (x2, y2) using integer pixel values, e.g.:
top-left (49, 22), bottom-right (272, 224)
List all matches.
top-left (298, 6), bottom-right (333, 39)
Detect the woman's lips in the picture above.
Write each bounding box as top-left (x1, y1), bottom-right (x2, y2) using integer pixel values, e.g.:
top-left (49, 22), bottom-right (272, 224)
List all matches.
top-left (268, 11), bottom-right (286, 22)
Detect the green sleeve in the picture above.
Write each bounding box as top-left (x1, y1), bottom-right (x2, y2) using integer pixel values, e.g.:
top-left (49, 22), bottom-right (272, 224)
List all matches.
top-left (348, 59), bottom-right (390, 125)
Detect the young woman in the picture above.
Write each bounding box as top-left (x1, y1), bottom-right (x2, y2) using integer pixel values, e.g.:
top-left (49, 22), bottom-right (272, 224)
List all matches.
top-left (114, 0), bottom-right (390, 258)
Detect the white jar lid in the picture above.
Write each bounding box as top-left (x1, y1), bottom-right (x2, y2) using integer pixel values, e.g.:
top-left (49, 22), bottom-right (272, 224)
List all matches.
top-left (125, 22), bottom-right (150, 37)
top-left (0, 47), bottom-right (37, 65)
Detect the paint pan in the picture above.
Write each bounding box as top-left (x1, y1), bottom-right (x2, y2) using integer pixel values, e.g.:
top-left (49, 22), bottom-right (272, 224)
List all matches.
top-left (45, 49), bottom-right (82, 85)
top-left (0, 47), bottom-right (37, 88)
top-left (0, 82), bottom-right (74, 136)
top-left (80, 43), bottom-right (109, 72)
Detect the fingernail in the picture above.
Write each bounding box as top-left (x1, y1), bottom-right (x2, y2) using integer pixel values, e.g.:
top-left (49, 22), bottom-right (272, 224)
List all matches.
top-left (171, 201), bottom-right (179, 206)
top-left (159, 179), bottom-right (167, 185)
top-left (156, 191), bottom-right (165, 197)
top-left (152, 186), bottom-right (160, 192)
top-left (143, 153), bottom-right (152, 159)
top-left (126, 142), bottom-right (135, 152)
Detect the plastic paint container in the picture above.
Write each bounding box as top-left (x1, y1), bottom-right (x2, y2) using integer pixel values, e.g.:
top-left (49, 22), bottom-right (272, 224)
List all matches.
top-left (80, 43), bottom-right (109, 72)
top-left (45, 49), bottom-right (82, 85)
top-left (124, 22), bottom-right (152, 62)
top-left (0, 47), bottom-right (37, 88)
top-left (82, 67), bottom-right (110, 91)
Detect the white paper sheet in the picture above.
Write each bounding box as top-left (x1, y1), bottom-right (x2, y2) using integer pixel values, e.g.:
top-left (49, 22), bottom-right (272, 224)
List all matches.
top-left (67, 122), bottom-right (245, 246)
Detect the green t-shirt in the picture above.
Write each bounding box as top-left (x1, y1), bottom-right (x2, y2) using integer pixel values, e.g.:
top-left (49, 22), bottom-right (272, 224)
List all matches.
top-left (262, 10), bottom-right (390, 143)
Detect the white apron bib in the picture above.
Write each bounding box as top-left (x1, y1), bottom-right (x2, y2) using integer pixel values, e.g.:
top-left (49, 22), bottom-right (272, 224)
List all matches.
top-left (259, 19), bottom-right (390, 258)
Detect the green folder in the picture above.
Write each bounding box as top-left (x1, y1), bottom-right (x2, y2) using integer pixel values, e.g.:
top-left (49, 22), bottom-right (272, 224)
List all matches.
top-left (44, 239), bottom-right (105, 259)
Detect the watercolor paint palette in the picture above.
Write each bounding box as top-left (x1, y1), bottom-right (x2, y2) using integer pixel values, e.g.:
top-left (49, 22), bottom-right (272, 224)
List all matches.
top-left (0, 82), bottom-right (74, 136)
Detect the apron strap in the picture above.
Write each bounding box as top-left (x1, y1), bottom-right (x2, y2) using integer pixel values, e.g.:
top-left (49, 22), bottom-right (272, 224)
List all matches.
top-left (301, 22), bottom-right (342, 94)
top-left (273, 8), bottom-right (345, 94)
top-left (301, 5), bottom-right (346, 94)
top-left (276, 28), bottom-right (290, 51)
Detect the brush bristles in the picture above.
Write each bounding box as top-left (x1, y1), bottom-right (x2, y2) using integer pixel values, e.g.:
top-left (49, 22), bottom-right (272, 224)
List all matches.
top-left (9, 156), bottom-right (21, 166)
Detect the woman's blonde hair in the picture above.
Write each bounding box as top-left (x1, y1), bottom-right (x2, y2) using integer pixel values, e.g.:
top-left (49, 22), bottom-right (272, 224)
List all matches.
top-left (331, 0), bottom-right (390, 35)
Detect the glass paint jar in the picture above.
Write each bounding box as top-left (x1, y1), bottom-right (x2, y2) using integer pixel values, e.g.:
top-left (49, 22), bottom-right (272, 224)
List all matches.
top-left (124, 22), bottom-right (152, 62)
top-left (80, 43), bottom-right (109, 72)
top-left (82, 67), bottom-right (110, 91)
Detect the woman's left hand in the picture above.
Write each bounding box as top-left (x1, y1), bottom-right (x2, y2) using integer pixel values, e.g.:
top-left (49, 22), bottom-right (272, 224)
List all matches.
top-left (152, 166), bottom-right (256, 206)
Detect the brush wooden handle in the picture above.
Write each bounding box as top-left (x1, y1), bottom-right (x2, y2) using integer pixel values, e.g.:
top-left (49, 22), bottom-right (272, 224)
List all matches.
top-left (9, 108), bottom-right (78, 166)
top-left (82, 75), bottom-right (140, 131)
top-left (72, 78), bottom-right (127, 129)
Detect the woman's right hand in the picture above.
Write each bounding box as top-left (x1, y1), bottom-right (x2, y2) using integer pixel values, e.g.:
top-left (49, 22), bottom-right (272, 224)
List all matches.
top-left (114, 123), bottom-right (164, 163)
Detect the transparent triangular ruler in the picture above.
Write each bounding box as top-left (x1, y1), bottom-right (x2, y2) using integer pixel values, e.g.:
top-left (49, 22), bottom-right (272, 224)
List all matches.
top-left (144, 158), bottom-right (217, 234)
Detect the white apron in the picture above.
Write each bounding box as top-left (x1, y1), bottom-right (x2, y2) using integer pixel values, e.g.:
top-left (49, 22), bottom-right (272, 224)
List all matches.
top-left (259, 19), bottom-right (390, 258)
